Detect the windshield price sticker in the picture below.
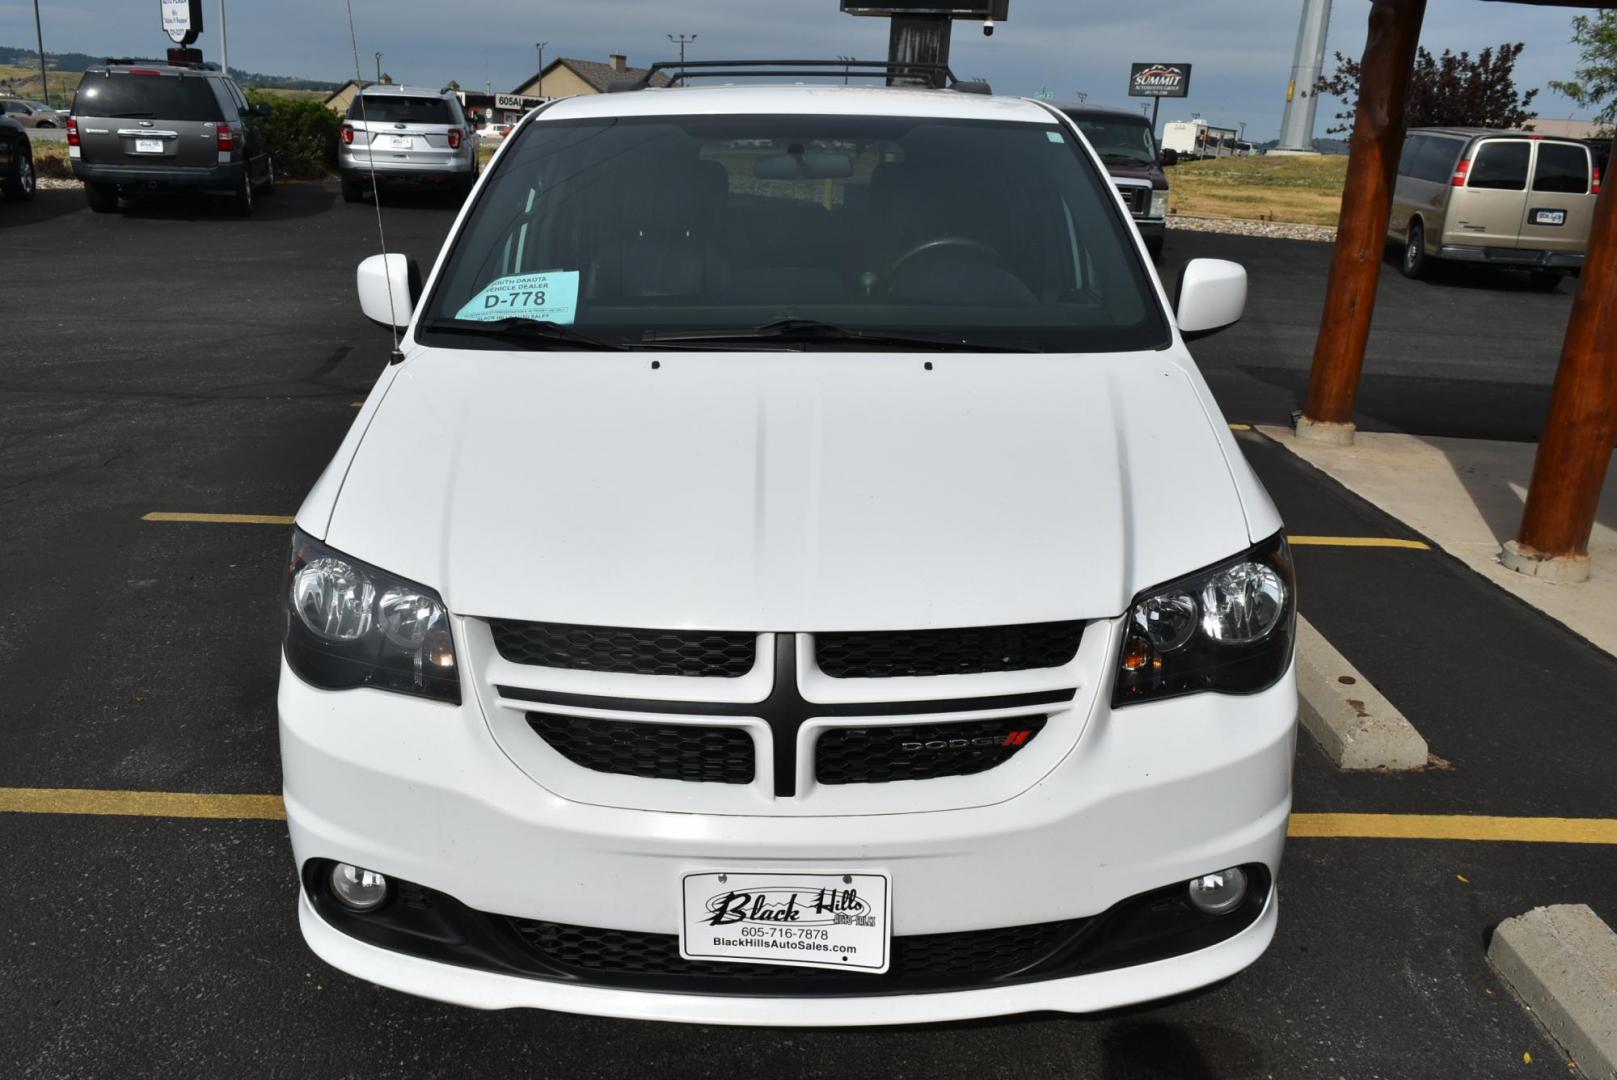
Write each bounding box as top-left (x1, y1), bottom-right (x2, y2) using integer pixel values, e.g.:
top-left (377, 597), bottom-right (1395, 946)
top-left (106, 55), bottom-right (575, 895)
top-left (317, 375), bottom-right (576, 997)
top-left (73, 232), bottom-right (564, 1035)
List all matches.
top-left (680, 871), bottom-right (891, 973)
top-left (455, 271), bottom-right (580, 325)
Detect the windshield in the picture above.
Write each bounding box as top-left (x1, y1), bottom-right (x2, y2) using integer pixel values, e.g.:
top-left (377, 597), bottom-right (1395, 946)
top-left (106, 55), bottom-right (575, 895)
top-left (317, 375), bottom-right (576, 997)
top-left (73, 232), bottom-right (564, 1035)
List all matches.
top-left (350, 95), bottom-right (454, 124)
top-left (73, 73), bottom-right (222, 121)
top-left (1070, 117), bottom-right (1158, 166)
top-left (419, 113), bottom-right (1168, 352)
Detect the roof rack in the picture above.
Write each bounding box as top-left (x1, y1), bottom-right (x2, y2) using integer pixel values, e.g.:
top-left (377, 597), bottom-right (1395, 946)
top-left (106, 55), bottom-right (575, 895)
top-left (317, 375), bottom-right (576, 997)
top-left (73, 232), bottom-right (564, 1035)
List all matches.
top-left (607, 59), bottom-right (991, 95)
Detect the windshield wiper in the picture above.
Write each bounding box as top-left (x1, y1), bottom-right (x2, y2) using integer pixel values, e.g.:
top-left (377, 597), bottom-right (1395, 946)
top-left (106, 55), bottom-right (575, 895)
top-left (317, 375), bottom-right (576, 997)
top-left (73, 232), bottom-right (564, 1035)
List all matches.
top-left (420, 318), bottom-right (628, 351)
top-left (645, 318), bottom-right (1042, 352)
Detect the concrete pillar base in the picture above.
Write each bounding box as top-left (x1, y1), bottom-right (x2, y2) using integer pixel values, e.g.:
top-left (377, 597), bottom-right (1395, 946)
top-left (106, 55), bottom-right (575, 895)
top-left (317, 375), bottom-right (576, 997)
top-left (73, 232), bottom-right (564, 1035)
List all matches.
top-left (1295, 416), bottom-right (1357, 447)
top-left (1500, 540), bottom-right (1592, 584)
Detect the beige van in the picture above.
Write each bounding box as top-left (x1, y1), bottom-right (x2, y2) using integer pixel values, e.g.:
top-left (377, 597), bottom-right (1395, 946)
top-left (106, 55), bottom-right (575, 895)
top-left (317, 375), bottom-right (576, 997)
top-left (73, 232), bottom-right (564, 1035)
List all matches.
top-left (1389, 128), bottom-right (1598, 285)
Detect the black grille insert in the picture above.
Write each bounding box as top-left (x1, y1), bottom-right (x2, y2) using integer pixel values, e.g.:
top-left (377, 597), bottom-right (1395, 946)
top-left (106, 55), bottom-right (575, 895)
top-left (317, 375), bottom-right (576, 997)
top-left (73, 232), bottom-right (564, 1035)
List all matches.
top-left (489, 620), bottom-right (756, 678)
top-left (511, 917), bottom-right (1078, 985)
top-left (816, 714), bottom-right (1048, 785)
top-left (527, 713), bottom-right (754, 784)
top-left (815, 622), bottom-right (1084, 679)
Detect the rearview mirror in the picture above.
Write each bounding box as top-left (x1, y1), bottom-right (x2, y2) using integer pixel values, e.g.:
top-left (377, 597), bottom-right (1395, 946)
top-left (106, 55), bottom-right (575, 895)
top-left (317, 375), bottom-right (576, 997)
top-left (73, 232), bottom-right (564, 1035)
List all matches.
top-left (1174, 258), bottom-right (1246, 339)
top-left (356, 253), bottom-right (420, 330)
top-left (755, 151), bottom-right (854, 180)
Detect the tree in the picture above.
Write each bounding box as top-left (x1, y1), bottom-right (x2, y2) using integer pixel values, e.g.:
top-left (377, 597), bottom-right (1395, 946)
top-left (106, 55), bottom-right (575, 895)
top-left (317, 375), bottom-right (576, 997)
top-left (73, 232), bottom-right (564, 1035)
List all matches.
top-left (1549, 12), bottom-right (1617, 130)
top-left (1315, 43), bottom-right (1539, 134)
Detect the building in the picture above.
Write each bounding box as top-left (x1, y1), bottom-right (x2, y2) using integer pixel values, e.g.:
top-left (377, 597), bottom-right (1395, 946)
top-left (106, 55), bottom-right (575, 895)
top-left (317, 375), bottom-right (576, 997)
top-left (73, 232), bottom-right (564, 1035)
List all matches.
top-left (510, 55), bottom-right (672, 98)
top-left (324, 79), bottom-right (366, 114)
top-left (1527, 118), bottom-right (1609, 141)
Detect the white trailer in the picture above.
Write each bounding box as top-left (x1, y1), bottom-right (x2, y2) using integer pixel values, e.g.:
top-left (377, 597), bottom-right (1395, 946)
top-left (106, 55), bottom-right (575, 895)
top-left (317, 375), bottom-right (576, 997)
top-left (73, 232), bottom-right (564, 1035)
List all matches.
top-left (1162, 119), bottom-right (1242, 161)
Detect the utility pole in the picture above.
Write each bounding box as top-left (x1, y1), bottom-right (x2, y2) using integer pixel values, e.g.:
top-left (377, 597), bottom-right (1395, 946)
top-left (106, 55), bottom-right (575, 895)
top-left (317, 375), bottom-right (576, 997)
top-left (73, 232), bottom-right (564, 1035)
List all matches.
top-left (535, 41), bottom-right (548, 79)
top-left (32, 0), bottom-right (48, 108)
top-left (668, 33), bottom-right (697, 68)
top-left (217, 0), bottom-right (230, 77)
top-left (374, 51), bottom-right (382, 84)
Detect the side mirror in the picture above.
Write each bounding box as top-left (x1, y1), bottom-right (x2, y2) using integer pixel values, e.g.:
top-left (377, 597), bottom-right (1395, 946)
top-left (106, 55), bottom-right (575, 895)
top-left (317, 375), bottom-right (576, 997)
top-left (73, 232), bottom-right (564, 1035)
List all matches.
top-left (1175, 258), bottom-right (1246, 339)
top-left (1160, 148), bottom-right (1179, 167)
top-left (253, 103), bottom-right (274, 118)
top-left (356, 253), bottom-right (420, 329)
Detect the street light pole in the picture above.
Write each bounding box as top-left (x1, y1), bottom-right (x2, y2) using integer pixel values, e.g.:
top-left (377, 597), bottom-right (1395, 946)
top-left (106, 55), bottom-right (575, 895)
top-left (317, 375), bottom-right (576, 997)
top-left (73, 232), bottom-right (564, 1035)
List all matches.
top-left (217, 0), bottom-right (230, 77)
top-left (668, 33), bottom-right (697, 68)
top-left (535, 41), bottom-right (548, 86)
top-left (32, 0), bottom-right (49, 108)
top-left (374, 51), bottom-right (382, 83)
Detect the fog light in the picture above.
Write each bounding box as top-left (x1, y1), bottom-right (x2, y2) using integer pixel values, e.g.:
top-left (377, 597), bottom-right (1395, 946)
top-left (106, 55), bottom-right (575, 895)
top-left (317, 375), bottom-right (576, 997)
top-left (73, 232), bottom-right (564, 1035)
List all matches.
top-left (1187, 867), bottom-right (1248, 916)
top-left (330, 862), bottom-right (389, 911)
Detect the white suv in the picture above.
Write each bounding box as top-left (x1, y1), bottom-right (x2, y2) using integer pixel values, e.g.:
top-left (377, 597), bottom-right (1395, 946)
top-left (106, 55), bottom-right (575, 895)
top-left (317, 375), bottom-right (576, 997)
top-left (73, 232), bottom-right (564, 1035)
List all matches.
top-left (281, 80), bottom-right (1295, 1026)
top-left (339, 84), bottom-right (478, 201)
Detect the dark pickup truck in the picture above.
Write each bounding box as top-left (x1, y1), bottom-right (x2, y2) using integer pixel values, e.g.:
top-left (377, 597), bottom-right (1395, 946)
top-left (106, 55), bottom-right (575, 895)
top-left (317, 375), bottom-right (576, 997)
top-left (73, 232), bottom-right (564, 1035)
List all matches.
top-left (1061, 103), bottom-right (1170, 259)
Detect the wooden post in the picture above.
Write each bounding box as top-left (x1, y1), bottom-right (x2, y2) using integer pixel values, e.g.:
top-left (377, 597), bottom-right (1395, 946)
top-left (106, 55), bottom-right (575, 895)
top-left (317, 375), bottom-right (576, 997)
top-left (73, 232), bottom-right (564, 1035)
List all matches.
top-left (1297, 0), bottom-right (1427, 445)
top-left (1501, 179), bottom-right (1617, 583)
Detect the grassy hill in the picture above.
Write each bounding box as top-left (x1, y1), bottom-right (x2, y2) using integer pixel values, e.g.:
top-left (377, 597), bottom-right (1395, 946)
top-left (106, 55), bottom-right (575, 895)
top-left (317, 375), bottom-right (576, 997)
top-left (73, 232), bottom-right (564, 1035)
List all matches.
top-left (0, 45), bottom-right (340, 104)
top-left (1167, 154), bottom-right (1349, 226)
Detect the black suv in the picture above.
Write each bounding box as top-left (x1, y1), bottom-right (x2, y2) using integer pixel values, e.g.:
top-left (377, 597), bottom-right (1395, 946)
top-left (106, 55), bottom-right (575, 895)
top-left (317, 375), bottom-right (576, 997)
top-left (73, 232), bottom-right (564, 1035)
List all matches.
top-left (69, 62), bottom-right (273, 215)
top-left (0, 113), bottom-right (35, 205)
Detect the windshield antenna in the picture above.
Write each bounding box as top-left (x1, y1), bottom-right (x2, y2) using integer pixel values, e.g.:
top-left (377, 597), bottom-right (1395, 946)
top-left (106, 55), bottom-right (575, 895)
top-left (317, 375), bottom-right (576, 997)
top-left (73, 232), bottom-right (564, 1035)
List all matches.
top-left (344, 0), bottom-right (403, 364)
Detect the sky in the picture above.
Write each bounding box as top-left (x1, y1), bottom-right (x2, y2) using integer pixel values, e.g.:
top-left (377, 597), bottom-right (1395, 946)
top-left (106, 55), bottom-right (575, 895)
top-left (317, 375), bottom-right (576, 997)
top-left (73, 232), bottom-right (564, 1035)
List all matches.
top-left (0, 0), bottom-right (1597, 141)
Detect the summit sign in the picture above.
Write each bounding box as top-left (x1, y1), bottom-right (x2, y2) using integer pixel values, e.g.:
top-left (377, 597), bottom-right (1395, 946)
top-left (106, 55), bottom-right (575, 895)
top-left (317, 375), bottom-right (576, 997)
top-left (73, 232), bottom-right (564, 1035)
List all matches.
top-left (1129, 63), bottom-right (1192, 98)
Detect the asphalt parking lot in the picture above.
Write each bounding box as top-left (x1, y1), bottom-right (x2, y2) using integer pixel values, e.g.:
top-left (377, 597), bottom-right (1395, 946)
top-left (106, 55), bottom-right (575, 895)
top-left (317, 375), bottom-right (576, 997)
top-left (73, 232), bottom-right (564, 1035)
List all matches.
top-left (4, 183), bottom-right (1617, 1078)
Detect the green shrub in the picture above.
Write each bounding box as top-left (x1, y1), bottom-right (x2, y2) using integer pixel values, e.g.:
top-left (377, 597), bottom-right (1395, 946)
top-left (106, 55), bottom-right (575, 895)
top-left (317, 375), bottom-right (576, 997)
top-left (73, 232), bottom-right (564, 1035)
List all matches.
top-left (247, 90), bottom-right (340, 179)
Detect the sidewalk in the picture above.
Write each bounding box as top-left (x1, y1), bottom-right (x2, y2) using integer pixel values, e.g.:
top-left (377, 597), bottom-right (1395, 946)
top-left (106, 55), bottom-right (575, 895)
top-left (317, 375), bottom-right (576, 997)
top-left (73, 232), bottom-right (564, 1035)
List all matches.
top-left (1259, 426), bottom-right (1617, 657)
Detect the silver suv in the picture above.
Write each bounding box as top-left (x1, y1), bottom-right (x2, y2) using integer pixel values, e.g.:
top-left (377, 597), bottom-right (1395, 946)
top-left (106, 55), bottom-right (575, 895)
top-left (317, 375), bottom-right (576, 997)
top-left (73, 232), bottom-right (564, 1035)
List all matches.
top-left (69, 62), bottom-right (273, 215)
top-left (340, 85), bottom-right (478, 202)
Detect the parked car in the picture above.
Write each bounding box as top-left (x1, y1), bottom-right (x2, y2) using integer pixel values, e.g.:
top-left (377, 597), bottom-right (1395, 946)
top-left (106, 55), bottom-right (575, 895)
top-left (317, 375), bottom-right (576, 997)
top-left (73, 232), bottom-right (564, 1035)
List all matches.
top-left (476, 121), bottom-right (512, 142)
top-left (68, 61), bottom-right (274, 216)
top-left (284, 78), bottom-right (1292, 1027)
top-left (340, 84), bottom-right (478, 202)
top-left (1390, 127), bottom-right (1599, 286)
top-left (1061, 103), bottom-right (1170, 258)
top-left (0, 113), bottom-right (37, 203)
top-left (1, 98), bottom-right (60, 128)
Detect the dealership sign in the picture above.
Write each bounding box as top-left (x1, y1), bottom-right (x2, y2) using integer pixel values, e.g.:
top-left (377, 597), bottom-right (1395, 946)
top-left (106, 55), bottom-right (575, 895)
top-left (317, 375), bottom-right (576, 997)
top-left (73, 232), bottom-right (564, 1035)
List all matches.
top-left (160, 0), bottom-right (204, 45)
top-left (494, 94), bottom-right (546, 112)
top-left (1128, 62), bottom-right (1192, 98)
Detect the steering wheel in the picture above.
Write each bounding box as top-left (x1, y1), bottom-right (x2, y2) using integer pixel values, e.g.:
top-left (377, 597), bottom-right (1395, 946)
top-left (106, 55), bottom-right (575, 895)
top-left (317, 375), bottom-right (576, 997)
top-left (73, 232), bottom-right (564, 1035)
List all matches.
top-left (884, 236), bottom-right (1005, 292)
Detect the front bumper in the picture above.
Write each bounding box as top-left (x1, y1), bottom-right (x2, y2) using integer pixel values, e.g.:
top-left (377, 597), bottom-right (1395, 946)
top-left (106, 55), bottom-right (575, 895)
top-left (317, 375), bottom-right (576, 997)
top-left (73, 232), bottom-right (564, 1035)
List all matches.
top-left (279, 653), bottom-right (1296, 1021)
top-left (1134, 217), bottom-right (1167, 241)
top-left (72, 159), bottom-right (243, 190)
top-left (1438, 243), bottom-right (1583, 269)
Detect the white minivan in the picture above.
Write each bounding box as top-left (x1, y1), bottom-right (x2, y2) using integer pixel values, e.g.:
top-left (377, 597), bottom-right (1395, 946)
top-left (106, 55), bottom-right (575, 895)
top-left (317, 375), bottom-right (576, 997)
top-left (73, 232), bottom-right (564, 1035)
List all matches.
top-left (280, 77), bottom-right (1296, 1026)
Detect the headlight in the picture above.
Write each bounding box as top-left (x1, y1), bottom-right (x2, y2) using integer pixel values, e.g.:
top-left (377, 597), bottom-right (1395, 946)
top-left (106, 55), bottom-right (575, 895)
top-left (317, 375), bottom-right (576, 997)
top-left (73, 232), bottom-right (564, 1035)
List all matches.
top-left (1149, 189), bottom-right (1169, 219)
top-left (283, 529), bottom-right (460, 704)
top-left (1112, 532), bottom-right (1294, 707)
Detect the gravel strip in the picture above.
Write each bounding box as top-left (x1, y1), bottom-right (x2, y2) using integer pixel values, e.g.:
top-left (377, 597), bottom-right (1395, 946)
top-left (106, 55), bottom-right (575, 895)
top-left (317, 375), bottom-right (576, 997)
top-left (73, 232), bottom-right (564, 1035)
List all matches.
top-left (38, 178), bottom-right (82, 191)
top-left (1167, 214), bottom-right (1337, 243)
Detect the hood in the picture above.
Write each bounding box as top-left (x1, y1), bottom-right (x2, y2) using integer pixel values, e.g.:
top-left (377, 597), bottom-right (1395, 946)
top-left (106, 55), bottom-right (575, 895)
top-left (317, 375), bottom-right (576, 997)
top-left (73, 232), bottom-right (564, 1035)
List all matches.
top-left (322, 347), bottom-right (1252, 631)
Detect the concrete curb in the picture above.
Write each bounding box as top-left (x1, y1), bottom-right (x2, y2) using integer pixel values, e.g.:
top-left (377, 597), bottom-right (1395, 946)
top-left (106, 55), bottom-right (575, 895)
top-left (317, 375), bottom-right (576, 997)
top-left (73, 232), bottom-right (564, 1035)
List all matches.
top-left (1490, 905), bottom-right (1617, 1079)
top-left (1295, 615), bottom-right (1428, 770)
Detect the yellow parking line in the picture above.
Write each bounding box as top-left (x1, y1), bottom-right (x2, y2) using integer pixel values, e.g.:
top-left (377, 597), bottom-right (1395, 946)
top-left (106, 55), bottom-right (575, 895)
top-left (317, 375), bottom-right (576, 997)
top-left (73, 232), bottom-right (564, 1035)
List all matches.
top-left (1228, 423), bottom-right (1253, 432)
top-left (1289, 813), bottom-right (1617, 845)
top-left (0, 787), bottom-right (285, 821)
top-left (1290, 535), bottom-right (1431, 550)
top-left (2, 790), bottom-right (1615, 846)
top-left (142, 512), bottom-right (296, 526)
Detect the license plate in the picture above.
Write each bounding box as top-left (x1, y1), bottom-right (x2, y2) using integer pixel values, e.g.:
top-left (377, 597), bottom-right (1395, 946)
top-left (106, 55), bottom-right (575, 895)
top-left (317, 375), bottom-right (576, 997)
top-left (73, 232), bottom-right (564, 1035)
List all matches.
top-left (1534, 209), bottom-right (1567, 226)
top-left (387, 135), bottom-right (413, 149)
top-left (135, 138), bottom-right (164, 154)
top-left (680, 871), bottom-right (891, 973)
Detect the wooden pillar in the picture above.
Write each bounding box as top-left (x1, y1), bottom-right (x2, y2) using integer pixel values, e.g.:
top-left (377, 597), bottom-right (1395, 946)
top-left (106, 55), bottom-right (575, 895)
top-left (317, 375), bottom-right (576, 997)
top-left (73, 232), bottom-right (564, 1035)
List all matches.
top-left (1297, 0), bottom-right (1427, 445)
top-left (1501, 178), bottom-right (1617, 583)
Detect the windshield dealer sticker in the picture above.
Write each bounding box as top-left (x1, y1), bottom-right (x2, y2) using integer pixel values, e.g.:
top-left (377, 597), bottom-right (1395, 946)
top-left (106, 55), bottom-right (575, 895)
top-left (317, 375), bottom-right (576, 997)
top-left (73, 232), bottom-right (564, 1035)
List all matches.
top-left (455, 271), bottom-right (581, 325)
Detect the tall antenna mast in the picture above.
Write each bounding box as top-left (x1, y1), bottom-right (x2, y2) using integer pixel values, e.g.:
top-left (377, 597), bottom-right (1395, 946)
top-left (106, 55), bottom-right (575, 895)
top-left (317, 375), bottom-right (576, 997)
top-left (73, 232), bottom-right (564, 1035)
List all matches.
top-left (345, 0), bottom-right (402, 362)
top-left (1278, 0), bottom-right (1332, 152)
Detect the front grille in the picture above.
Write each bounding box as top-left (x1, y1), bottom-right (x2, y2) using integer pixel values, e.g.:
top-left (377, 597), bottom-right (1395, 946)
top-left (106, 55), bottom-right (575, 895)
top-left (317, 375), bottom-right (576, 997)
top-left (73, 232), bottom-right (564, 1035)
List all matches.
top-left (1116, 183), bottom-right (1150, 216)
top-left (489, 620), bottom-right (756, 678)
top-left (814, 621), bottom-right (1084, 679)
top-left (527, 712), bottom-right (755, 784)
top-left (511, 917), bottom-right (1080, 986)
top-left (815, 714), bottom-right (1048, 785)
